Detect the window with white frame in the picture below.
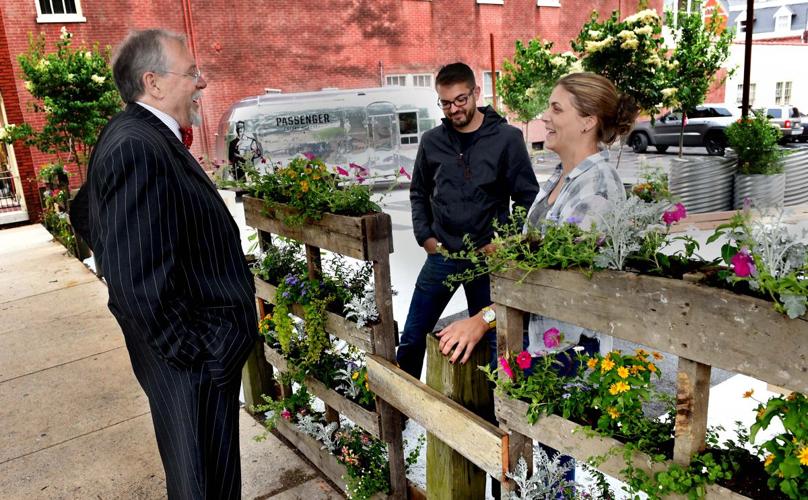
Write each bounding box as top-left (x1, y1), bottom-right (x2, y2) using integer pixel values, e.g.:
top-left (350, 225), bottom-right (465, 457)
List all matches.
top-left (736, 83), bottom-right (756, 106)
top-left (412, 74), bottom-right (432, 87)
top-left (36, 0), bottom-right (86, 23)
top-left (482, 71), bottom-right (500, 102)
top-left (477, 0), bottom-right (505, 5)
top-left (783, 81), bottom-right (792, 104)
top-left (385, 75), bottom-right (407, 87)
top-left (775, 14), bottom-right (792, 32)
top-left (775, 82), bottom-right (792, 105)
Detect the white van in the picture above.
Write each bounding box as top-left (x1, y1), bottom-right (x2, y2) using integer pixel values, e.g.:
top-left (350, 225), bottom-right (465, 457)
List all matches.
top-left (215, 86), bottom-right (442, 180)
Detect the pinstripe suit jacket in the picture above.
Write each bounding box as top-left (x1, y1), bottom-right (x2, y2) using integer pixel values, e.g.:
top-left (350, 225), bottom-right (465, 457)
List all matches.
top-left (72, 103), bottom-right (257, 388)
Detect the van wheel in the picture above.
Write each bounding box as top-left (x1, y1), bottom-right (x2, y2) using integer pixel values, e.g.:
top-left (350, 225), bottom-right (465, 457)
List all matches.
top-left (705, 133), bottom-right (726, 156)
top-left (655, 145), bottom-right (669, 153)
top-left (630, 133), bottom-right (649, 153)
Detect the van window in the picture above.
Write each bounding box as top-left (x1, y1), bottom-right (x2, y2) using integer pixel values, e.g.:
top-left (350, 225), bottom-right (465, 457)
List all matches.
top-left (398, 111), bottom-right (419, 145)
top-left (767, 108), bottom-right (781, 118)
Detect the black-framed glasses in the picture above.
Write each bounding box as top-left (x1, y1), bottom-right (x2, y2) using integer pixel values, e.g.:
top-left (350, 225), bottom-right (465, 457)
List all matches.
top-left (163, 68), bottom-right (203, 83)
top-left (437, 91), bottom-right (474, 110)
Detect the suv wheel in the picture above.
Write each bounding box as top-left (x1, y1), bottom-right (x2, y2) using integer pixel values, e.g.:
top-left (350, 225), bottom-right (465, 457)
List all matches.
top-left (704, 133), bottom-right (726, 156)
top-left (630, 133), bottom-right (648, 153)
top-left (655, 145), bottom-right (669, 153)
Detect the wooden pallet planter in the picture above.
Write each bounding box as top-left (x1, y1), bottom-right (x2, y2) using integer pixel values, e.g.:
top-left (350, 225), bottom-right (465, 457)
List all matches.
top-left (242, 195), bottom-right (407, 497)
top-left (490, 267), bottom-right (807, 498)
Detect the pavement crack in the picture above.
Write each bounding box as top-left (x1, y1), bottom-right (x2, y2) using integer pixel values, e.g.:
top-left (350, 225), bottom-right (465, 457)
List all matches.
top-left (0, 345), bottom-right (125, 384)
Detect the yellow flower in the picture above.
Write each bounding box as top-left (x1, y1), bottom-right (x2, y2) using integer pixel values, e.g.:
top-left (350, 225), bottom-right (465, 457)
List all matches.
top-left (764, 454), bottom-right (774, 468)
top-left (630, 365), bottom-right (646, 375)
top-left (609, 381), bottom-right (630, 395)
top-left (787, 392), bottom-right (797, 401)
top-left (634, 349), bottom-right (648, 359)
top-left (601, 358), bottom-right (615, 373)
top-left (300, 180), bottom-right (309, 193)
top-left (351, 371), bottom-right (359, 381)
top-left (652, 351), bottom-right (663, 360)
top-left (313, 174), bottom-right (321, 180)
top-left (587, 358), bottom-right (598, 369)
top-left (647, 363), bottom-right (657, 373)
top-left (607, 407), bottom-right (620, 419)
top-left (617, 366), bottom-right (630, 379)
top-left (798, 447), bottom-right (808, 467)
top-left (742, 389), bottom-right (754, 399)
top-left (364, 381), bottom-right (370, 391)
top-left (304, 167), bottom-right (312, 174)
top-left (287, 170), bottom-right (297, 178)
top-left (757, 408), bottom-right (766, 420)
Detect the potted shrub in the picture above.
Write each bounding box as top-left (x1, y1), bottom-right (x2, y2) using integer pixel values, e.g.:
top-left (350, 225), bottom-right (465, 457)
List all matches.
top-left (726, 112), bottom-right (786, 209)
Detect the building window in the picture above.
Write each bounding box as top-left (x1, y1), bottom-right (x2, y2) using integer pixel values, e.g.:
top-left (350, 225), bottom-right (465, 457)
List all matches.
top-left (775, 15), bottom-right (791, 32)
top-left (736, 83), bottom-right (756, 106)
top-left (36, 0), bottom-right (86, 23)
top-left (398, 111), bottom-right (419, 145)
top-left (482, 71), bottom-right (500, 102)
top-left (385, 75), bottom-right (407, 87)
top-left (775, 82), bottom-right (791, 105)
top-left (477, 0), bottom-right (505, 4)
top-left (412, 74), bottom-right (432, 87)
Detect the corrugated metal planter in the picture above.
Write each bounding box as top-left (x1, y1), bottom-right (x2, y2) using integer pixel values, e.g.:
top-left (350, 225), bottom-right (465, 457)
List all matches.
top-left (733, 173), bottom-right (786, 209)
top-left (669, 155), bottom-right (736, 213)
top-left (783, 148), bottom-right (808, 206)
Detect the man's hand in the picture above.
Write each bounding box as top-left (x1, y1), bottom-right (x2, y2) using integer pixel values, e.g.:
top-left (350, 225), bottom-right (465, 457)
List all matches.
top-left (423, 237), bottom-right (440, 255)
top-left (435, 314), bottom-right (489, 364)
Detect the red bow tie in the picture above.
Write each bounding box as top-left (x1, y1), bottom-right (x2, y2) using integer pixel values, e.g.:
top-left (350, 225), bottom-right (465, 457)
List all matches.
top-left (180, 127), bottom-right (193, 149)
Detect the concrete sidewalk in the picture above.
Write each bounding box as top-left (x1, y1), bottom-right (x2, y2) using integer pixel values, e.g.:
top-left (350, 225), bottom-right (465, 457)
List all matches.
top-left (0, 224), bottom-right (341, 499)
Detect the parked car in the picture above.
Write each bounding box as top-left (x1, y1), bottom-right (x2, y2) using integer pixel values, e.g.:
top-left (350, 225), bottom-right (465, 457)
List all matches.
top-left (755, 106), bottom-right (804, 143)
top-left (798, 112), bottom-right (808, 143)
top-left (628, 104), bottom-right (737, 155)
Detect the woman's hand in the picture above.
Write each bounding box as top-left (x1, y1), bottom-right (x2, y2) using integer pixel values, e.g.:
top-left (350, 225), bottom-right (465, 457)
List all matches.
top-left (436, 314), bottom-right (489, 365)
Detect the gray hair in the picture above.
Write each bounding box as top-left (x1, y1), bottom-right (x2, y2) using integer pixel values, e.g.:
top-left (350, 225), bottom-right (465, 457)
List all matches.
top-left (112, 29), bottom-right (187, 103)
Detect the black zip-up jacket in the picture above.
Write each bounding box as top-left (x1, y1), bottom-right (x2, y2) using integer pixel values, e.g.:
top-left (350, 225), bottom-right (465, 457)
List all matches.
top-left (410, 106), bottom-right (540, 252)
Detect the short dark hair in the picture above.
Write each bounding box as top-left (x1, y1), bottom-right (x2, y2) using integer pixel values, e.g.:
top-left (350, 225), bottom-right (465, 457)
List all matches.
top-left (112, 29), bottom-right (186, 103)
top-left (435, 62), bottom-right (476, 89)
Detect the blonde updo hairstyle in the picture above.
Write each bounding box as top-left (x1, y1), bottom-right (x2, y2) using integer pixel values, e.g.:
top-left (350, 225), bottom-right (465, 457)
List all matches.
top-left (556, 72), bottom-right (640, 146)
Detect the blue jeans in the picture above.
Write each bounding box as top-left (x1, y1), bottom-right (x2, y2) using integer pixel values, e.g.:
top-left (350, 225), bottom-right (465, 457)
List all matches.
top-left (396, 253), bottom-right (496, 380)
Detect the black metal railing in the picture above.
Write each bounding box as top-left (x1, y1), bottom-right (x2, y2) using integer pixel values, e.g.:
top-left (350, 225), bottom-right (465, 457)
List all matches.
top-left (0, 170), bottom-right (22, 210)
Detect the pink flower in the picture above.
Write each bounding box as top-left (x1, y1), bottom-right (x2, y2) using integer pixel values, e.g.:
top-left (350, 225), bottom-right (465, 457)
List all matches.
top-left (515, 350), bottom-right (532, 370)
top-left (336, 166), bottom-right (349, 176)
top-left (399, 167), bottom-right (412, 180)
top-left (302, 152), bottom-right (316, 160)
top-left (731, 247), bottom-right (756, 277)
top-left (499, 356), bottom-right (515, 380)
top-left (543, 328), bottom-right (561, 349)
top-left (280, 409), bottom-right (291, 420)
top-left (662, 203), bottom-right (687, 225)
top-left (350, 162), bottom-right (370, 176)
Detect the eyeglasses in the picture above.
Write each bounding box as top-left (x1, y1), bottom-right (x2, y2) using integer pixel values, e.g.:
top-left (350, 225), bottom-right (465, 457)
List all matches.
top-left (162, 68), bottom-right (203, 83)
top-left (437, 90), bottom-right (474, 110)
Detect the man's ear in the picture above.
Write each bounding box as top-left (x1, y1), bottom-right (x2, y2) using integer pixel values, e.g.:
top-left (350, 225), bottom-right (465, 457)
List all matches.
top-left (142, 72), bottom-right (162, 99)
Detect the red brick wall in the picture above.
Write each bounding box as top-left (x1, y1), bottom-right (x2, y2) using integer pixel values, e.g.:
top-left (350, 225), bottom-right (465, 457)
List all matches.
top-left (1, 0), bottom-right (661, 222)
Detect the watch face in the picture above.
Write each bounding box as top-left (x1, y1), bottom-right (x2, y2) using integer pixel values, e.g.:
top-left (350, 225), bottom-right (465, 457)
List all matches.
top-left (483, 309), bottom-right (496, 323)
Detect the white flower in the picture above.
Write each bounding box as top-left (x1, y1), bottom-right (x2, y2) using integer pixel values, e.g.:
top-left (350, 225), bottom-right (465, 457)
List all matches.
top-left (24, 81), bottom-right (33, 92)
top-left (648, 54), bottom-right (662, 67)
top-left (588, 30), bottom-right (602, 40)
top-left (573, 346), bottom-right (585, 352)
top-left (59, 26), bottom-right (70, 40)
top-left (634, 25), bottom-right (653, 36)
top-left (585, 36), bottom-right (614, 54)
top-left (624, 9), bottom-right (660, 26)
top-left (91, 74), bottom-right (105, 84)
top-left (618, 30), bottom-right (637, 40)
top-left (550, 56), bottom-right (566, 67)
top-left (561, 51), bottom-right (575, 59)
top-left (661, 87), bottom-right (677, 98)
top-left (621, 39), bottom-right (639, 50)
top-left (66, 73), bottom-right (75, 82)
top-left (84, 51), bottom-right (93, 60)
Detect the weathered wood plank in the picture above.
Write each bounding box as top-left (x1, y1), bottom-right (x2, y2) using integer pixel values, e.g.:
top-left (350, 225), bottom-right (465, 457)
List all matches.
top-left (243, 300), bottom-right (276, 414)
top-left (495, 396), bottom-right (749, 499)
top-left (673, 358), bottom-right (711, 465)
top-left (426, 335), bottom-right (491, 499)
top-left (263, 345), bottom-right (381, 436)
top-left (254, 277), bottom-right (375, 352)
top-left (367, 354), bottom-right (507, 480)
top-left (243, 196), bottom-right (393, 260)
top-left (491, 269), bottom-right (808, 393)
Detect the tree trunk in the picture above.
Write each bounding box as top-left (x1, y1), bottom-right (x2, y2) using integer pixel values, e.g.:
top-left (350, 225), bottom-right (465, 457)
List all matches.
top-left (678, 112), bottom-right (686, 159)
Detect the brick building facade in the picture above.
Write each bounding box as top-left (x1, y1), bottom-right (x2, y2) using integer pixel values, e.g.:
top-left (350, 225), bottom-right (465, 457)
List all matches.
top-left (1, 0), bottom-right (658, 224)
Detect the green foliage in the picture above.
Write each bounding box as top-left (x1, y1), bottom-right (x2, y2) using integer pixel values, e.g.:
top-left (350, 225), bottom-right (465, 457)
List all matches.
top-left (725, 112), bottom-right (785, 175)
top-left (0, 27), bottom-right (121, 182)
top-left (252, 239), bottom-right (307, 285)
top-left (572, 9), bottom-right (674, 117)
top-left (632, 163), bottom-right (671, 203)
top-left (750, 392), bottom-right (808, 499)
top-left (497, 38), bottom-right (578, 124)
top-left (251, 385), bottom-right (313, 437)
top-left (247, 156), bottom-right (380, 225)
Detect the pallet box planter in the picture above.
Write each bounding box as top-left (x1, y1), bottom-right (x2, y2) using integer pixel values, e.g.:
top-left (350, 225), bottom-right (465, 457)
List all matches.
top-left (490, 267), bottom-right (807, 498)
top-left (242, 194), bottom-right (407, 498)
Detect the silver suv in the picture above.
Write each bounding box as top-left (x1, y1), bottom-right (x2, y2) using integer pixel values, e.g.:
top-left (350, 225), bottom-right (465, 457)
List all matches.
top-left (756, 106), bottom-right (804, 143)
top-left (629, 104), bottom-right (737, 156)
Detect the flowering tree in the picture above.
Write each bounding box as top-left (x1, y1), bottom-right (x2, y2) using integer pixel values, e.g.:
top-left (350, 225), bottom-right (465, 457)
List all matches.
top-left (497, 38), bottom-right (578, 141)
top-left (572, 9), bottom-right (675, 118)
top-left (664, 8), bottom-right (735, 157)
top-left (0, 27), bottom-right (121, 184)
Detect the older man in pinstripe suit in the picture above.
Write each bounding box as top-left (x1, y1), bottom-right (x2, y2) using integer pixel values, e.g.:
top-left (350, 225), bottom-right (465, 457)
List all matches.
top-left (71, 29), bottom-right (256, 499)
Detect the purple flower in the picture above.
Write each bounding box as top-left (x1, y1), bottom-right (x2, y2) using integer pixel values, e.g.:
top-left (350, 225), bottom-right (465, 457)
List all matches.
top-left (515, 351), bottom-right (532, 370)
top-left (565, 216), bottom-right (582, 225)
top-left (350, 162), bottom-right (370, 177)
top-left (336, 166), bottom-right (349, 176)
top-left (499, 357), bottom-right (515, 380)
top-left (596, 234), bottom-right (607, 247)
top-left (282, 291), bottom-right (290, 299)
top-left (543, 327), bottom-right (562, 349)
top-left (731, 247), bottom-right (756, 277)
top-left (662, 203), bottom-right (687, 225)
top-left (280, 409), bottom-right (292, 420)
top-left (398, 167), bottom-right (412, 180)
top-left (302, 152), bottom-right (316, 160)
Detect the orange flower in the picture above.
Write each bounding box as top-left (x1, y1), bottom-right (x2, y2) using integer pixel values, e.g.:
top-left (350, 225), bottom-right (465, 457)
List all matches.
top-left (630, 364), bottom-right (646, 375)
top-left (652, 351), bottom-right (663, 360)
top-left (763, 454), bottom-right (774, 468)
top-left (300, 180), bottom-right (309, 193)
top-left (587, 358), bottom-right (598, 369)
top-left (607, 407), bottom-right (620, 419)
top-left (647, 363), bottom-right (657, 373)
top-left (609, 381), bottom-right (630, 395)
top-left (601, 358), bottom-right (615, 373)
top-left (742, 389), bottom-right (754, 399)
top-left (617, 366), bottom-right (630, 379)
top-left (757, 408), bottom-right (766, 420)
top-left (634, 348), bottom-right (648, 359)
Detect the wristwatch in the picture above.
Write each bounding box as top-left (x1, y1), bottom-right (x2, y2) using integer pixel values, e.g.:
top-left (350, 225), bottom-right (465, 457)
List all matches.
top-left (481, 306), bottom-right (496, 329)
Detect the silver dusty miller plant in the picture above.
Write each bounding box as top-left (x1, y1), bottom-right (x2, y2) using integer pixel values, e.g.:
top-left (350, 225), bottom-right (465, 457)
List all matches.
top-left (343, 285), bottom-right (379, 328)
top-left (296, 414), bottom-right (339, 452)
top-left (594, 196), bottom-right (668, 270)
top-left (506, 449), bottom-right (576, 500)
